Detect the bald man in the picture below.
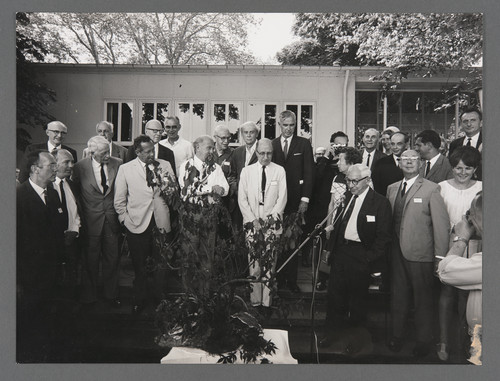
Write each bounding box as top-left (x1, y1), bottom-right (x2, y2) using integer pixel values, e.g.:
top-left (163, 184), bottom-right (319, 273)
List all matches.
top-left (19, 121), bottom-right (78, 183)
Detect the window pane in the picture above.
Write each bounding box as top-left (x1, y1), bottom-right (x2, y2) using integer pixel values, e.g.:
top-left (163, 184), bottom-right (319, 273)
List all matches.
top-left (106, 103), bottom-right (119, 141)
top-left (157, 103), bottom-right (169, 126)
top-left (264, 105), bottom-right (277, 139)
top-left (121, 102), bottom-right (133, 141)
top-left (355, 92), bottom-right (379, 147)
top-left (300, 105), bottom-right (313, 141)
top-left (142, 103), bottom-right (154, 134)
top-left (192, 104), bottom-right (205, 119)
top-left (214, 104), bottom-right (226, 122)
top-left (229, 104), bottom-right (239, 121)
top-left (228, 104), bottom-right (240, 144)
top-left (401, 92), bottom-right (423, 133)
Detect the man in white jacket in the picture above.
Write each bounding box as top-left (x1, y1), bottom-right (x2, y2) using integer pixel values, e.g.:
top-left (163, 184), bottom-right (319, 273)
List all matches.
top-left (238, 138), bottom-right (287, 310)
top-left (437, 191), bottom-right (482, 365)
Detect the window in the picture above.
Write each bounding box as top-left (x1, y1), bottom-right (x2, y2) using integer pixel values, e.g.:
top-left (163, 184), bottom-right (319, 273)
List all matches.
top-left (175, 102), bottom-right (206, 142)
top-left (285, 103), bottom-right (314, 142)
top-left (247, 102), bottom-right (278, 140)
top-left (141, 102), bottom-right (169, 133)
top-left (212, 102), bottom-right (242, 145)
top-left (105, 101), bottom-right (134, 142)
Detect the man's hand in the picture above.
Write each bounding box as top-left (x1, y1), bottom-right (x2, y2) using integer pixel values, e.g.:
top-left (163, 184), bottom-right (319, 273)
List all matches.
top-left (454, 217), bottom-right (475, 241)
top-left (64, 230), bottom-right (78, 246)
top-left (324, 224), bottom-right (334, 240)
top-left (298, 201), bottom-right (309, 214)
top-left (212, 185), bottom-right (225, 196)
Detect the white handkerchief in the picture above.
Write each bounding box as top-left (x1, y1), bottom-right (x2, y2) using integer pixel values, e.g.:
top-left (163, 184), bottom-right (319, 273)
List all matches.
top-left (299, 180), bottom-right (304, 184)
top-left (366, 215), bottom-right (376, 222)
top-left (414, 198), bottom-right (423, 203)
top-left (58, 208), bottom-right (63, 213)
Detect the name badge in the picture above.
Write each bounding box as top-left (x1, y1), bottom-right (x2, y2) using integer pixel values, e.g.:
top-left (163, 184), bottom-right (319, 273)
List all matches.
top-left (299, 180), bottom-right (304, 184)
top-left (58, 208), bottom-right (63, 213)
top-left (414, 198), bottom-right (423, 203)
top-left (366, 215), bottom-right (376, 222)
top-left (271, 180), bottom-right (278, 185)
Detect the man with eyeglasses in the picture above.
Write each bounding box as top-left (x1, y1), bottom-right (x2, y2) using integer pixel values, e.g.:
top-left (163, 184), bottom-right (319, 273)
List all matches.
top-left (238, 138), bottom-right (287, 313)
top-left (159, 116), bottom-right (194, 175)
top-left (19, 121), bottom-right (78, 183)
top-left (17, 150), bottom-right (63, 360)
top-left (213, 125), bottom-right (234, 178)
top-left (319, 164), bottom-right (392, 349)
top-left (386, 149), bottom-right (450, 358)
top-left (127, 119), bottom-right (177, 177)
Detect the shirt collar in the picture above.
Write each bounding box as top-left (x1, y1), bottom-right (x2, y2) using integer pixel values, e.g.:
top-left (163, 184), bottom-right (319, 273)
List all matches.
top-left (427, 152), bottom-right (440, 167)
top-left (48, 141), bottom-right (60, 152)
top-left (29, 178), bottom-right (46, 196)
top-left (92, 157), bottom-right (105, 168)
top-left (281, 135), bottom-right (293, 144)
top-left (402, 174), bottom-right (419, 189)
top-left (465, 131), bottom-right (480, 144)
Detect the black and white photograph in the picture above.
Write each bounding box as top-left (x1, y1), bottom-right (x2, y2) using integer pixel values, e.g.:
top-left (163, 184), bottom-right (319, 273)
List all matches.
top-left (3, 1), bottom-right (500, 379)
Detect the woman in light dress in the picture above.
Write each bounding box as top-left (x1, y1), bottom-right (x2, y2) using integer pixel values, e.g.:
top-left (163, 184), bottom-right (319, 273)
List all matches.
top-left (437, 146), bottom-right (482, 361)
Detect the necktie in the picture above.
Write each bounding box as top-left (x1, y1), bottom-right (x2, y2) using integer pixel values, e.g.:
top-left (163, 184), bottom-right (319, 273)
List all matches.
top-left (146, 164), bottom-right (155, 187)
top-left (100, 164), bottom-right (108, 194)
top-left (43, 189), bottom-right (48, 205)
top-left (261, 165), bottom-right (266, 204)
top-left (401, 181), bottom-right (407, 197)
top-left (366, 153), bottom-right (371, 168)
top-left (59, 179), bottom-right (69, 228)
top-left (466, 138), bottom-right (472, 147)
top-left (338, 195), bottom-right (358, 239)
top-left (283, 139), bottom-right (288, 159)
top-left (425, 161), bottom-right (431, 177)
top-left (51, 146), bottom-right (60, 155)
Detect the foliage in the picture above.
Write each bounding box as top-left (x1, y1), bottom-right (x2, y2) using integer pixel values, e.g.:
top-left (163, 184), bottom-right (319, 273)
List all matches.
top-left (16, 12), bottom-right (57, 151)
top-left (278, 13), bottom-right (483, 81)
top-left (20, 13), bottom-right (258, 65)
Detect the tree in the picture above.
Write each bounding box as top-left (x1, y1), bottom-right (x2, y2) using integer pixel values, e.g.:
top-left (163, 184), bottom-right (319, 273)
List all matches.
top-left (277, 13), bottom-right (483, 81)
top-left (21, 13), bottom-right (258, 65)
top-left (16, 12), bottom-right (56, 151)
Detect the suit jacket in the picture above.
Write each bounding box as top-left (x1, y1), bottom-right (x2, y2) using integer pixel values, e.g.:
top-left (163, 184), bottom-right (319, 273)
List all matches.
top-left (230, 145), bottom-right (258, 181)
top-left (51, 177), bottom-right (84, 235)
top-left (371, 154), bottom-right (403, 196)
top-left (387, 176), bottom-right (450, 261)
top-left (114, 158), bottom-right (174, 234)
top-left (111, 142), bottom-right (128, 161)
top-left (419, 154), bottom-right (454, 183)
top-left (331, 189), bottom-right (392, 264)
top-left (272, 135), bottom-right (314, 214)
top-left (449, 131), bottom-right (482, 156)
top-left (216, 148), bottom-right (234, 178)
top-left (19, 142), bottom-right (78, 183)
top-left (238, 161), bottom-right (287, 224)
top-left (126, 144), bottom-right (176, 177)
top-left (17, 181), bottom-right (62, 289)
top-left (72, 157), bottom-right (122, 236)
top-left (362, 149), bottom-right (386, 170)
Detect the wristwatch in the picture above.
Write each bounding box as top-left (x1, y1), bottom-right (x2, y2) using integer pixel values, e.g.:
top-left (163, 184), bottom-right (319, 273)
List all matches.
top-left (453, 236), bottom-right (469, 244)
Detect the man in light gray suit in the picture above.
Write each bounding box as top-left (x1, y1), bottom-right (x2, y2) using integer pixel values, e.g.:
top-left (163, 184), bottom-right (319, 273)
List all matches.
top-left (238, 138), bottom-right (287, 310)
top-left (386, 149), bottom-right (450, 358)
top-left (114, 135), bottom-right (175, 314)
top-left (72, 136), bottom-right (123, 308)
top-left (415, 129), bottom-right (453, 183)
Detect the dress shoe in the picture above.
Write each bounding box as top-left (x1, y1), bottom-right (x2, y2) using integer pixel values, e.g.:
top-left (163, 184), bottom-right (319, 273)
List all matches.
top-left (387, 337), bottom-right (403, 352)
top-left (287, 282), bottom-right (301, 293)
top-left (413, 342), bottom-right (431, 358)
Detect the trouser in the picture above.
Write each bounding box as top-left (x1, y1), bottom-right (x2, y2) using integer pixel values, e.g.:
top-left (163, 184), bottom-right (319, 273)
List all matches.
top-left (325, 242), bottom-right (371, 332)
top-left (81, 218), bottom-right (120, 303)
top-left (391, 240), bottom-right (436, 343)
top-left (127, 217), bottom-right (166, 303)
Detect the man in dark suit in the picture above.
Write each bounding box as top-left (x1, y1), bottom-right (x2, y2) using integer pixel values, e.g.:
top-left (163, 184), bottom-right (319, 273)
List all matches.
top-left (72, 136), bottom-right (123, 308)
top-left (371, 132), bottom-right (408, 196)
top-left (415, 129), bottom-right (453, 183)
top-left (17, 150), bottom-right (62, 361)
top-left (229, 121), bottom-right (259, 227)
top-left (449, 107), bottom-right (483, 180)
top-left (319, 164), bottom-right (392, 347)
top-left (52, 149), bottom-right (82, 299)
top-left (272, 110), bottom-right (314, 293)
top-left (360, 128), bottom-right (386, 171)
top-left (386, 149), bottom-right (450, 357)
top-left (127, 119), bottom-right (176, 177)
top-left (19, 121), bottom-right (78, 183)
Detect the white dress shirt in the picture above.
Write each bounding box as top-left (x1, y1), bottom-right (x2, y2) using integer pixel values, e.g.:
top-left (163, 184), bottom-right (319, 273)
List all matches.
top-left (344, 186), bottom-right (369, 242)
top-left (463, 131), bottom-right (480, 148)
top-left (48, 141), bottom-right (61, 153)
top-left (362, 149), bottom-right (375, 170)
top-left (54, 177), bottom-right (81, 232)
top-left (159, 137), bottom-right (194, 173)
top-left (245, 141), bottom-right (257, 166)
top-left (91, 158), bottom-right (109, 193)
top-left (426, 152), bottom-right (441, 172)
top-left (29, 179), bottom-right (48, 204)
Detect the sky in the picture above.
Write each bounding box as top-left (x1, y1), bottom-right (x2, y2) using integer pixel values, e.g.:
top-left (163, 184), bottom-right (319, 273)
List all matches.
top-left (247, 13), bottom-right (298, 64)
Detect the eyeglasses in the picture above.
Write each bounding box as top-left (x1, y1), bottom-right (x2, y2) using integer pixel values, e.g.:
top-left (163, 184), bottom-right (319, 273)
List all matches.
top-left (47, 130), bottom-right (67, 135)
top-left (146, 129), bottom-right (163, 134)
top-left (216, 136), bottom-right (230, 141)
top-left (257, 151), bottom-right (273, 156)
top-left (164, 125), bottom-right (179, 130)
top-left (345, 176), bottom-right (368, 186)
top-left (398, 157), bottom-right (420, 162)
top-left (38, 164), bottom-right (58, 170)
